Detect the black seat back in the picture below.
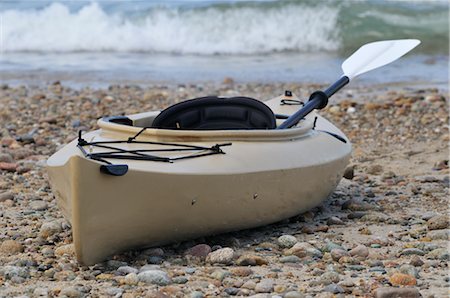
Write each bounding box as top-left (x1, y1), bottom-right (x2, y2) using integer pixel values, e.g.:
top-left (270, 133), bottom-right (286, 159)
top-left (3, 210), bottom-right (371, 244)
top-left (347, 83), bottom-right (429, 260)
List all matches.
top-left (152, 96), bottom-right (276, 130)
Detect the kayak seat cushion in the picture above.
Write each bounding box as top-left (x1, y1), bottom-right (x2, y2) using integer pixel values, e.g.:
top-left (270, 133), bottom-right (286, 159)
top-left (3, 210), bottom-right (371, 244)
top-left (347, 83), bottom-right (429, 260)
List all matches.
top-left (152, 96), bottom-right (276, 130)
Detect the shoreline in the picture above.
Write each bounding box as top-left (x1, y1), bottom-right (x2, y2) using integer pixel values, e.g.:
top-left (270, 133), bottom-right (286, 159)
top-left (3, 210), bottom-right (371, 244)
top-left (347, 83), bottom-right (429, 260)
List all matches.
top-left (0, 81), bottom-right (448, 297)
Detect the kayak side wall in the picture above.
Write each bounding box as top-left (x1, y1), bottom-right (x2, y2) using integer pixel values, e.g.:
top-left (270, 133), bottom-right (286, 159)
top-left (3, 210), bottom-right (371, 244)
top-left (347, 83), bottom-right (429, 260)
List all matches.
top-left (71, 152), bottom-right (349, 265)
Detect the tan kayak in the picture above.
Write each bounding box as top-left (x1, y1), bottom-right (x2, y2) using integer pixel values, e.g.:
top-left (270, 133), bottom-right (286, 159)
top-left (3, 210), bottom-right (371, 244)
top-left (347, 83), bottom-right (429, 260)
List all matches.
top-left (47, 92), bottom-right (351, 265)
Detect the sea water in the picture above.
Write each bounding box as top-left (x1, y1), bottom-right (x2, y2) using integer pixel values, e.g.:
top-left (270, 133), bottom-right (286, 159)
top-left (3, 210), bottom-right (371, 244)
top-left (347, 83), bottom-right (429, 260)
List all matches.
top-left (0, 0), bottom-right (448, 87)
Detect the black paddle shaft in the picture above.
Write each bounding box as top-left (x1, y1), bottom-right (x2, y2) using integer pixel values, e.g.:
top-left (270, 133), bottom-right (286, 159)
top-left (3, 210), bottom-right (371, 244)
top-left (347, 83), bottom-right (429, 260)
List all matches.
top-left (277, 76), bottom-right (350, 129)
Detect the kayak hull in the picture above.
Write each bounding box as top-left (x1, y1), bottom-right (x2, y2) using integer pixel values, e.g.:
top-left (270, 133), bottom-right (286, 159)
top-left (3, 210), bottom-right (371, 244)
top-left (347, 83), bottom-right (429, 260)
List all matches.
top-left (47, 94), bottom-right (351, 265)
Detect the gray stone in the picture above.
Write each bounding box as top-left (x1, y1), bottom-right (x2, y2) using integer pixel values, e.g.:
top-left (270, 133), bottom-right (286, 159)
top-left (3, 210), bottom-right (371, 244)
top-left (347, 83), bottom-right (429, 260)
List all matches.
top-left (33, 287), bottom-right (49, 297)
top-left (427, 229), bottom-right (450, 240)
top-left (190, 291), bottom-right (204, 298)
top-left (280, 255), bottom-right (301, 263)
top-left (427, 248), bottom-right (449, 260)
top-left (319, 271), bottom-right (340, 285)
top-left (323, 241), bottom-right (344, 252)
top-left (399, 264), bottom-right (419, 278)
top-left (60, 286), bottom-right (83, 298)
top-left (374, 287), bottom-right (421, 298)
top-left (327, 216), bottom-right (345, 225)
top-left (210, 269), bottom-right (230, 281)
top-left (0, 192), bottom-right (14, 202)
top-left (116, 266), bottom-right (138, 275)
top-left (427, 215), bottom-right (448, 230)
top-left (284, 291), bottom-right (306, 298)
top-left (255, 279), bottom-right (274, 293)
top-left (104, 287), bottom-right (123, 297)
top-left (139, 264), bottom-right (160, 272)
top-left (0, 265), bottom-right (29, 279)
top-left (206, 247), bottom-right (234, 265)
top-left (277, 235), bottom-right (298, 248)
top-left (323, 283), bottom-right (345, 294)
top-left (349, 244), bottom-right (369, 258)
top-left (137, 270), bottom-right (171, 286)
top-left (172, 276), bottom-right (188, 284)
top-left (400, 248), bottom-right (425, 256)
top-left (29, 200), bottom-right (48, 211)
top-left (39, 221), bottom-right (62, 238)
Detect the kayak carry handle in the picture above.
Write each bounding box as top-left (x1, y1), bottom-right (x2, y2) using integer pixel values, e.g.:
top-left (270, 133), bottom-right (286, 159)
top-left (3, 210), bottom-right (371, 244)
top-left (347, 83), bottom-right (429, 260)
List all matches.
top-left (100, 164), bottom-right (129, 176)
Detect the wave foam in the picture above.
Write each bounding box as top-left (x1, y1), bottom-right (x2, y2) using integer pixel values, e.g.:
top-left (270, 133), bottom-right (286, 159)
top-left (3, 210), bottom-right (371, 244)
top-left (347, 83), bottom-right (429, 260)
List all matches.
top-left (1, 2), bottom-right (340, 54)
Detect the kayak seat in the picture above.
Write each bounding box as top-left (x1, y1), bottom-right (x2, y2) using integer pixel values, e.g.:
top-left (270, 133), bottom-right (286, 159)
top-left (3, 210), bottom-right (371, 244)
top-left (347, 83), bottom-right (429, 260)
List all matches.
top-left (152, 96), bottom-right (276, 130)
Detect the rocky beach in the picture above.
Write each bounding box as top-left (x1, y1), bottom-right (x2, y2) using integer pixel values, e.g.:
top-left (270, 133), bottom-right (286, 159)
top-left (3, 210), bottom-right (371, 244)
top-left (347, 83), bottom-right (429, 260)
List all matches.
top-left (0, 81), bottom-right (448, 297)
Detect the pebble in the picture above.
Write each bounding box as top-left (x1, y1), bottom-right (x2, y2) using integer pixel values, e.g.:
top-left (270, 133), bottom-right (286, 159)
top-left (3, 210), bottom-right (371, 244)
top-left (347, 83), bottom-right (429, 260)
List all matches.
top-left (331, 249), bottom-right (348, 261)
top-left (279, 255), bottom-right (301, 263)
top-left (172, 276), bottom-right (188, 284)
top-left (137, 270), bottom-right (171, 286)
top-left (39, 221), bottom-right (62, 238)
top-left (374, 287), bottom-right (421, 298)
top-left (0, 240), bottom-right (24, 254)
top-left (323, 283), bottom-right (345, 294)
top-left (33, 287), bottom-right (49, 297)
top-left (349, 244), bottom-right (369, 258)
top-left (277, 234), bottom-right (298, 248)
top-left (60, 286), bottom-right (84, 298)
top-left (0, 265), bottom-right (29, 279)
top-left (427, 229), bottom-right (450, 240)
top-left (121, 273), bottom-right (139, 285)
top-left (0, 191), bottom-right (14, 202)
top-left (0, 162), bottom-right (17, 172)
top-left (210, 269), bottom-right (230, 281)
top-left (190, 291), bottom-right (204, 298)
top-left (185, 244), bottom-right (211, 258)
top-left (388, 273), bottom-right (417, 286)
top-left (54, 244), bottom-right (74, 257)
top-left (284, 291), bottom-right (305, 298)
top-left (343, 165), bottom-right (355, 180)
top-left (255, 279), bottom-right (274, 293)
top-left (29, 200), bottom-right (48, 211)
top-left (409, 255), bottom-right (424, 267)
top-left (206, 247), bottom-right (234, 265)
top-left (400, 248), bottom-right (425, 256)
top-left (117, 266), bottom-right (138, 275)
top-left (427, 215), bottom-right (448, 230)
top-left (427, 248), bottom-right (449, 260)
top-left (327, 216), bottom-right (344, 225)
top-left (399, 264), bottom-right (419, 278)
top-left (236, 254), bottom-right (268, 266)
top-left (319, 271), bottom-right (340, 285)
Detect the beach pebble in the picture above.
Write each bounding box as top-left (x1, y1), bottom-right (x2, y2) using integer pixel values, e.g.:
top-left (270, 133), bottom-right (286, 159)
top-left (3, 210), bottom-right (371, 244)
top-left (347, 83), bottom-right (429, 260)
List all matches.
top-left (54, 244), bottom-right (74, 257)
top-left (0, 240), bottom-right (24, 254)
top-left (33, 287), bottom-right (49, 297)
top-left (279, 255), bottom-right (301, 263)
top-left (331, 249), bottom-right (348, 261)
top-left (388, 273), bottom-right (416, 286)
top-left (255, 279), bottom-right (274, 293)
top-left (399, 264), bottom-right (419, 278)
top-left (277, 235), bottom-right (297, 248)
top-left (190, 291), bottom-right (204, 298)
top-left (323, 283), bottom-right (345, 294)
top-left (172, 276), bottom-right (188, 284)
top-left (60, 286), bottom-right (84, 298)
top-left (327, 216), bottom-right (344, 225)
top-left (206, 247), bottom-right (234, 265)
top-left (121, 273), bottom-right (138, 285)
top-left (374, 287), bottom-right (421, 298)
top-left (319, 271), bottom-right (340, 285)
top-left (236, 254), bottom-right (268, 266)
top-left (0, 153), bottom-right (13, 163)
top-left (242, 280), bottom-right (257, 290)
top-left (0, 162), bottom-right (17, 172)
top-left (230, 267), bottom-right (253, 276)
top-left (409, 255), bottom-right (424, 267)
top-left (0, 265), bottom-right (29, 279)
top-left (343, 165), bottom-right (354, 180)
top-left (137, 270), bottom-right (171, 286)
top-left (400, 248), bottom-right (425, 256)
top-left (210, 269), bottom-right (230, 281)
top-left (427, 215), bottom-right (448, 230)
top-left (185, 244), bottom-right (211, 258)
top-left (0, 191), bottom-right (14, 202)
top-left (427, 229), bottom-right (450, 240)
top-left (427, 248), bottom-right (449, 260)
top-left (117, 266), bottom-right (138, 275)
top-left (30, 200), bottom-right (48, 211)
top-left (284, 292), bottom-right (305, 298)
top-left (39, 221), bottom-right (62, 238)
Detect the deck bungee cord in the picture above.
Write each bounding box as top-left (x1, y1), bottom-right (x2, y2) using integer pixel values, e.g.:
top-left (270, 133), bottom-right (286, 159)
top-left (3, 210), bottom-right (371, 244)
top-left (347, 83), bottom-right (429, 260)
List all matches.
top-left (77, 130), bottom-right (232, 176)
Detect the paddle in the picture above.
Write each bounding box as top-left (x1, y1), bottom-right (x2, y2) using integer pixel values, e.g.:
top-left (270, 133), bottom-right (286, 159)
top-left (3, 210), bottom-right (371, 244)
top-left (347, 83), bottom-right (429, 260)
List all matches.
top-left (277, 39), bottom-right (421, 129)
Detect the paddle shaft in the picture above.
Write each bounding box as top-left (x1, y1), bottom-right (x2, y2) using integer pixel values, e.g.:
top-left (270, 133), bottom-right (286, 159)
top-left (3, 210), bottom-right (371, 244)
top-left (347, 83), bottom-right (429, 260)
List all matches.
top-left (277, 76), bottom-right (349, 129)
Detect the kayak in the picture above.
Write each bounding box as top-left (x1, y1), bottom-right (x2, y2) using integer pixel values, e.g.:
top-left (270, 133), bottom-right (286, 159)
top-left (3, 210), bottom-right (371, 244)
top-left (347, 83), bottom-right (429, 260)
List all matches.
top-left (47, 91), bottom-right (351, 265)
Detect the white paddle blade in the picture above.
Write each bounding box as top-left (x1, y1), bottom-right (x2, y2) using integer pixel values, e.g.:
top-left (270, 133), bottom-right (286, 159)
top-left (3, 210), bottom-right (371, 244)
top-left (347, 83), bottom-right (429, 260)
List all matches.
top-left (342, 39), bottom-right (421, 79)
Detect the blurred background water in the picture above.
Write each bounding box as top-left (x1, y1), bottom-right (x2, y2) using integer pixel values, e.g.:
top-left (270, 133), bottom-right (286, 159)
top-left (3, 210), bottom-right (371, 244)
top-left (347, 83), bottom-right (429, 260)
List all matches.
top-left (0, 0), bottom-right (448, 87)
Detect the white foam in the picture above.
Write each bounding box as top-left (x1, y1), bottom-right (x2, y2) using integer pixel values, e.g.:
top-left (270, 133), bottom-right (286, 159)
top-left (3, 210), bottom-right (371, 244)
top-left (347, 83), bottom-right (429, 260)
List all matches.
top-left (0, 2), bottom-right (340, 54)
